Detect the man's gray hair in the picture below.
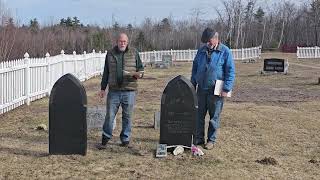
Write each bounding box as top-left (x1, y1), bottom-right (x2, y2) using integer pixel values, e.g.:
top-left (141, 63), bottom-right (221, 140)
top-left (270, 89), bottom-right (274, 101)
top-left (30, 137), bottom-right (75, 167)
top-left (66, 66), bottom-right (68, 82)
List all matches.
top-left (213, 32), bottom-right (219, 38)
top-left (117, 33), bottom-right (129, 41)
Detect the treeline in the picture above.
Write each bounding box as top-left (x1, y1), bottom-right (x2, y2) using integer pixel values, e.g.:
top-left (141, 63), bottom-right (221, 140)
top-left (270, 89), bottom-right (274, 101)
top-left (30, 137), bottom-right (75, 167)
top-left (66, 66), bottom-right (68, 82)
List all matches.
top-left (0, 0), bottom-right (319, 61)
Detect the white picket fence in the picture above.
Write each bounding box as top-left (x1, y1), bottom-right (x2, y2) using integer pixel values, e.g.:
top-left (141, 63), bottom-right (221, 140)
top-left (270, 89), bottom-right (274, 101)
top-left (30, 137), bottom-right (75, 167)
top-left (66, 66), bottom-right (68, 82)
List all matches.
top-left (297, 46), bottom-right (320, 59)
top-left (0, 46), bottom-right (262, 115)
top-left (0, 50), bottom-right (106, 115)
top-left (139, 46), bottom-right (262, 63)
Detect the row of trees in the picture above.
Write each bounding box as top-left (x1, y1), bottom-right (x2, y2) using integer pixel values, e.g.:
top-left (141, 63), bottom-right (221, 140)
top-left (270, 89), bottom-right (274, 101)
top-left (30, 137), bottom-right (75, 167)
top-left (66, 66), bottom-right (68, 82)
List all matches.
top-left (0, 0), bottom-right (319, 61)
top-left (214, 0), bottom-right (320, 49)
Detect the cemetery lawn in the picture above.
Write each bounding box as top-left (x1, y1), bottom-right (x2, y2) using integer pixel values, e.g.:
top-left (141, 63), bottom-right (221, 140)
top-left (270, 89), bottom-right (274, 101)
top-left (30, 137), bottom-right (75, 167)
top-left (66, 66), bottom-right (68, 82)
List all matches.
top-left (0, 53), bottom-right (319, 179)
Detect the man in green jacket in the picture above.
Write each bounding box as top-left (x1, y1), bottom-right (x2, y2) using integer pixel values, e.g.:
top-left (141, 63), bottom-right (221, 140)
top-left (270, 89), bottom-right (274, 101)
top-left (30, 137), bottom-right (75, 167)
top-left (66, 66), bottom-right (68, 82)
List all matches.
top-left (98, 33), bottom-right (144, 149)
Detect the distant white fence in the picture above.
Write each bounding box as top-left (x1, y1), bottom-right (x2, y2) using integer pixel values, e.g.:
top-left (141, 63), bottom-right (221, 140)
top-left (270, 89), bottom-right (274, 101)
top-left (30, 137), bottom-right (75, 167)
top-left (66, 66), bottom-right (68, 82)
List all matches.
top-left (297, 46), bottom-right (320, 59)
top-left (139, 46), bottom-right (262, 63)
top-left (0, 50), bottom-right (106, 115)
top-left (0, 46), bottom-right (261, 115)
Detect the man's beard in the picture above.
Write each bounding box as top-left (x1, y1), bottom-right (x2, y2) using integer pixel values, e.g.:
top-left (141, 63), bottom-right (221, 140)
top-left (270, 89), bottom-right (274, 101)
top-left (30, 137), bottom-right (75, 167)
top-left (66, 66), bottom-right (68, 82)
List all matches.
top-left (119, 46), bottom-right (126, 52)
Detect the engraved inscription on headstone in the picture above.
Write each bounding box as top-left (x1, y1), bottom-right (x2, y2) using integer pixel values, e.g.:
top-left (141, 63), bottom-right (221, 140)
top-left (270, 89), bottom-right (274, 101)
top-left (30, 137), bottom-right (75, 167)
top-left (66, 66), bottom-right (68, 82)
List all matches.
top-left (87, 106), bottom-right (105, 129)
top-left (49, 74), bottom-right (87, 155)
top-left (87, 106), bottom-right (117, 130)
top-left (160, 75), bottom-right (197, 147)
top-left (263, 58), bottom-right (287, 73)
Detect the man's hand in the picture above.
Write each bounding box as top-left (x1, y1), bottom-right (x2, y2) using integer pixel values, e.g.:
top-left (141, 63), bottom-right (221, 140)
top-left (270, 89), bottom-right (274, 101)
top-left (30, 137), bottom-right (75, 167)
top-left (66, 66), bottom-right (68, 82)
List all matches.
top-left (220, 91), bottom-right (229, 97)
top-left (132, 75), bottom-right (140, 79)
top-left (132, 72), bottom-right (144, 79)
top-left (99, 90), bottom-right (106, 99)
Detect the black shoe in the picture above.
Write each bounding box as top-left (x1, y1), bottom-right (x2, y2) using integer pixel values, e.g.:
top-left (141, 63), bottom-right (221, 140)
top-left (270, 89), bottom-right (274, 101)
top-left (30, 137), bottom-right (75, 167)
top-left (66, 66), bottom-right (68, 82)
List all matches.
top-left (97, 135), bottom-right (110, 150)
top-left (96, 143), bottom-right (107, 150)
top-left (120, 141), bottom-right (132, 148)
top-left (102, 134), bottom-right (109, 146)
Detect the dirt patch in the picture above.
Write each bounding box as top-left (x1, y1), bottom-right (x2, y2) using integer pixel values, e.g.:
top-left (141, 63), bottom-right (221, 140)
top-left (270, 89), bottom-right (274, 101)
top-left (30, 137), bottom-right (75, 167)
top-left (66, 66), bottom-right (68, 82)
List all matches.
top-left (309, 159), bottom-right (320, 165)
top-left (256, 157), bottom-right (278, 165)
top-left (232, 86), bottom-right (320, 103)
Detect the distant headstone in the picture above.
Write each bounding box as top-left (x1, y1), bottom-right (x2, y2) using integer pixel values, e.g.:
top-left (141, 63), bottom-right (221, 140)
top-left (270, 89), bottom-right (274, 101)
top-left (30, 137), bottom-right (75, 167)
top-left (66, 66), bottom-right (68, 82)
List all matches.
top-left (263, 58), bottom-right (288, 74)
top-left (155, 55), bottom-right (172, 69)
top-left (150, 55), bottom-right (156, 67)
top-left (49, 74), bottom-right (87, 155)
top-left (160, 75), bottom-right (197, 147)
top-left (87, 106), bottom-right (105, 129)
top-left (162, 55), bottom-right (172, 67)
top-left (87, 106), bottom-right (117, 130)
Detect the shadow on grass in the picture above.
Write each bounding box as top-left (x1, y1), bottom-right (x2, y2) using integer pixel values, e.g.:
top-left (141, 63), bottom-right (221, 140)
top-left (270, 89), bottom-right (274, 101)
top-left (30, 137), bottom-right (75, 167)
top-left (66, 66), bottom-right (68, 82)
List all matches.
top-left (0, 146), bottom-right (48, 157)
top-left (293, 82), bottom-right (320, 86)
top-left (133, 124), bottom-right (154, 129)
top-left (87, 141), bottom-right (152, 157)
top-left (0, 131), bottom-right (48, 144)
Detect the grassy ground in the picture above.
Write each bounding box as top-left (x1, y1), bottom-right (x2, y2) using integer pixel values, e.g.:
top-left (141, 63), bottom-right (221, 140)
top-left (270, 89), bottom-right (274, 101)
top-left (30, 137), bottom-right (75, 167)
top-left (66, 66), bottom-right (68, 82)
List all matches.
top-left (0, 53), bottom-right (319, 179)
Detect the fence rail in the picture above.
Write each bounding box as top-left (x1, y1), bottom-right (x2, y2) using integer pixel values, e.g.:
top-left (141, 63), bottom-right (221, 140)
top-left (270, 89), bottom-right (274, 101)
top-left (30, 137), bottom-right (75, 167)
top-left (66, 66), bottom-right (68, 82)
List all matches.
top-left (297, 46), bottom-right (320, 59)
top-left (0, 46), bottom-right (261, 115)
top-left (139, 46), bottom-right (262, 63)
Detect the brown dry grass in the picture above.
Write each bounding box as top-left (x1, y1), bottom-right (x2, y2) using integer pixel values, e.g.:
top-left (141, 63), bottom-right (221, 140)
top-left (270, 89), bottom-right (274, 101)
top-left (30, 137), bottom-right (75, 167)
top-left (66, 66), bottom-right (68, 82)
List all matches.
top-left (0, 53), bottom-right (319, 179)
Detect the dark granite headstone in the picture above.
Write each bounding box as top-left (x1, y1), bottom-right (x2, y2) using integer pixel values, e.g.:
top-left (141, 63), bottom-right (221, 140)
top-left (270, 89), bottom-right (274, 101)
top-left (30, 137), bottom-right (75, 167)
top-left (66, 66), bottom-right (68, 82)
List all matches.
top-left (49, 74), bottom-right (87, 155)
top-left (263, 58), bottom-right (285, 72)
top-left (160, 75), bottom-right (197, 147)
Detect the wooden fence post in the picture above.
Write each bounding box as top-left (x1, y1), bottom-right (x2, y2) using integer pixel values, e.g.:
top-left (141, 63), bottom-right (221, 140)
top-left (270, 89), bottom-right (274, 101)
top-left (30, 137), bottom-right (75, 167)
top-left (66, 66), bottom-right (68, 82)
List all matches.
top-left (24, 52), bottom-right (30, 105)
top-left (45, 52), bottom-right (51, 96)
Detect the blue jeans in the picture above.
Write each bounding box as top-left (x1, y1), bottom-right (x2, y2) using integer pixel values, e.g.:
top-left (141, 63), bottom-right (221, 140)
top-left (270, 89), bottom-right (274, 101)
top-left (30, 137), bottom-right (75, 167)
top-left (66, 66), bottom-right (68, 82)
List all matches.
top-left (196, 89), bottom-right (224, 144)
top-left (102, 90), bottom-right (136, 142)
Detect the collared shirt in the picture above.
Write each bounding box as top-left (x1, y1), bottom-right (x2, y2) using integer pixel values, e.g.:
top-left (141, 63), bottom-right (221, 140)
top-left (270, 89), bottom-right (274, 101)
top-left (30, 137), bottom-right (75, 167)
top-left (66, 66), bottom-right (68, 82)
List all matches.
top-left (100, 46), bottom-right (144, 90)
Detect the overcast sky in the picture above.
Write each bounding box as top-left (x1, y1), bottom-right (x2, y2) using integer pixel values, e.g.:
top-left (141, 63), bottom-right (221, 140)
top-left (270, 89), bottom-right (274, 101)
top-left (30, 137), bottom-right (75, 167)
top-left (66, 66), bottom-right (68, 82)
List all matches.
top-left (3, 0), bottom-right (308, 27)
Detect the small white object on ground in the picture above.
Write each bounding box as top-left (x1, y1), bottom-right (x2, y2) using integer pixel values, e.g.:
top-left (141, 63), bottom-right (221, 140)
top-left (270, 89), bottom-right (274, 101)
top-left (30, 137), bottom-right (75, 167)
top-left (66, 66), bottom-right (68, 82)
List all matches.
top-left (173, 146), bottom-right (184, 156)
top-left (36, 124), bottom-right (47, 131)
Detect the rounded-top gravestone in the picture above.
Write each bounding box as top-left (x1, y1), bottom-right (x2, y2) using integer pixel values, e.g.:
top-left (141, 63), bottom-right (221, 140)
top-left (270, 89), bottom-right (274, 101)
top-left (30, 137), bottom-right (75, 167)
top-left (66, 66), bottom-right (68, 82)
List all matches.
top-left (160, 75), bottom-right (198, 147)
top-left (49, 73), bottom-right (87, 155)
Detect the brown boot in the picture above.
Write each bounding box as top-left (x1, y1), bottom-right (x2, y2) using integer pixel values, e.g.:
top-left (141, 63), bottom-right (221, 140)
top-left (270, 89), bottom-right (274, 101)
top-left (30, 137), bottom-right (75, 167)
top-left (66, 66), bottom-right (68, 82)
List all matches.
top-left (204, 142), bottom-right (214, 150)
